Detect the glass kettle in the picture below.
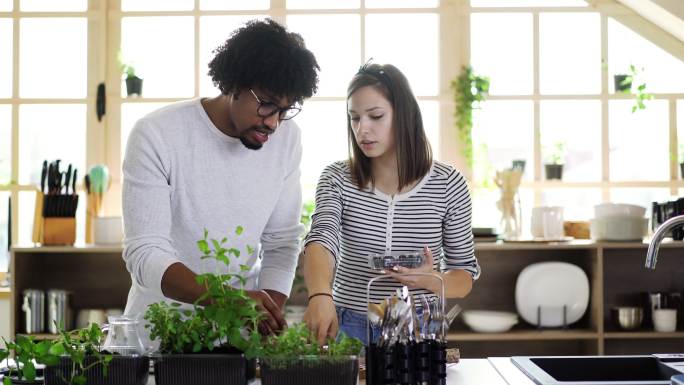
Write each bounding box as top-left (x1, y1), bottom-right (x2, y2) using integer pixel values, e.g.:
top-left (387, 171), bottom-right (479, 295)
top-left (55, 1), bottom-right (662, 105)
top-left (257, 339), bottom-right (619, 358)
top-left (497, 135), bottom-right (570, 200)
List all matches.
top-left (101, 315), bottom-right (146, 356)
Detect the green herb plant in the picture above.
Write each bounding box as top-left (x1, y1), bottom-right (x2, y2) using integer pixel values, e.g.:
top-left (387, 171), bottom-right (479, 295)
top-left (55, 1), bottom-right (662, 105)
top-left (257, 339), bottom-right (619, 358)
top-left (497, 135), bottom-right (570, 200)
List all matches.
top-left (545, 141), bottom-right (566, 165)
top-left (0, 335), bottom-right (61, 385)
top-left (144, 227), bottom-right (263, 358)
top-left (620, 65), bottom-right (653, 113)
top-left (451, 65), bottom-right (490, 169)
top-left (117, 51), bottom-right (138, 80)
top-left (261, 322), bottom-right (363, 365)
top-left (48, 323), bottom-right (113, 385)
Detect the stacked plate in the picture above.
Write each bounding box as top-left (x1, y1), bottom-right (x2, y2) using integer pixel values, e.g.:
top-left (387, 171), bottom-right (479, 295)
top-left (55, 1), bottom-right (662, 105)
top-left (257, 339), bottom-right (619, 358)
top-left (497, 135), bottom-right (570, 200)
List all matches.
top-left (590, 203), bottom-right (648, 241)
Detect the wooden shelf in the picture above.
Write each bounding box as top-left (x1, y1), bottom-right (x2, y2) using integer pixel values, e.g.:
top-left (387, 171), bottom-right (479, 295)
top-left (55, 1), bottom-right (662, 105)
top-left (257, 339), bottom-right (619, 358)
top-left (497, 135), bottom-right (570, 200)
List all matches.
top-left (11, 244), bottom-right (123, 253)
top-left (447, 329), bottom-right (598, 341)
top-left (604, 331), bottom-right (684, 339)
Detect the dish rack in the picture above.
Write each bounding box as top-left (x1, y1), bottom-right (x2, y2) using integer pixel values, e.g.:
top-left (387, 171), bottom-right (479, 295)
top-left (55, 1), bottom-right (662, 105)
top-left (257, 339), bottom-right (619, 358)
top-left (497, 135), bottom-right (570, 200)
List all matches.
top-left (365, 274), bottom-right (447, 385)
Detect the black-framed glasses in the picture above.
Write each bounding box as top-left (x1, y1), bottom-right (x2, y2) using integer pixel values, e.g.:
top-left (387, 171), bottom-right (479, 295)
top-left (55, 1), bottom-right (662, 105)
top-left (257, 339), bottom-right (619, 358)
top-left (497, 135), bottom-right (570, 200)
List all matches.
top-left (249, 89), bottom-right (302, 121)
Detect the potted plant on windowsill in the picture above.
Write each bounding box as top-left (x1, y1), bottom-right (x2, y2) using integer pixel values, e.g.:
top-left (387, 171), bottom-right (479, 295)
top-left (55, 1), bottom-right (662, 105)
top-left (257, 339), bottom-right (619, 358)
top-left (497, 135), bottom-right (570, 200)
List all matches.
top-left (144, 227), bottom-right (261, 385)
top-left (0, 334), bottom-right (61, 385)
top-left (614, 65), bottom-right (653, 113)
top-left (544, 141), bottom-right (566, 181)
top-left (118, 53), bottom-right (143, 97)
top-left (259, 323), bottom-right (363, 385)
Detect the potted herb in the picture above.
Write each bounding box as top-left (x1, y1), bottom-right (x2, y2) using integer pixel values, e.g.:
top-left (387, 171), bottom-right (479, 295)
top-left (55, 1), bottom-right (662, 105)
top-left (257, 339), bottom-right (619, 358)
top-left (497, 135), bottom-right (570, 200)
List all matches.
top-left (544, 141), bottom-right (566, 181)
top-left (259, 323), bottom-right (363, 385)
top-left (451, 65), bottom-right (490, 169)
top-left (118, 53), bottom-right (143, 97)
top-left (613, 73), bottom-right (631, 93)
top-left (614, 65), bottom-right (653, 112)
top-left (144, 227), bottom-right (261, 385)
top-left (43, 323), bottom-right (128, 385)
top-left (0, 335), bottom-right (60, 384)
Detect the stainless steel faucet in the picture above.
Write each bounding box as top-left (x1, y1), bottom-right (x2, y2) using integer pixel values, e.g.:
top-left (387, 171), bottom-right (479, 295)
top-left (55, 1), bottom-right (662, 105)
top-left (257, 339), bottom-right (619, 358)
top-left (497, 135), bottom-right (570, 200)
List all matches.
top-left (645, 215), bottom-right (684, 269)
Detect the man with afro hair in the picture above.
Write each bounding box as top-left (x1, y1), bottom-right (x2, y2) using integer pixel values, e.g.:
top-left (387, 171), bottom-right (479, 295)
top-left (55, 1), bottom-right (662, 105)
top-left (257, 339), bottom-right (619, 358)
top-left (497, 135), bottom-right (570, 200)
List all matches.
top-left (122, 19), bottom-right (319, 345)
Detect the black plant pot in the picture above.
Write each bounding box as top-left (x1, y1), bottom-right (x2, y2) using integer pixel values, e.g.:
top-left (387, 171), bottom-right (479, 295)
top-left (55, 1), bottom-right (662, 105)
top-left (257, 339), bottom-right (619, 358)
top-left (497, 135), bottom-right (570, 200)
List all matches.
top-left (153, 354), bottom-right (255, 385)
top-left (260, 356), bottom-right (359, 385)
top-left (545, 164), bottom-right (563, 180)
top-left (680, 162), bottom-right (684, 179)
top-left (44, 355), bottom-right (149, 385)
top-left (614, 74), bottom-right (631, 93)
top-left (125, 76), bottom-right (143, 97)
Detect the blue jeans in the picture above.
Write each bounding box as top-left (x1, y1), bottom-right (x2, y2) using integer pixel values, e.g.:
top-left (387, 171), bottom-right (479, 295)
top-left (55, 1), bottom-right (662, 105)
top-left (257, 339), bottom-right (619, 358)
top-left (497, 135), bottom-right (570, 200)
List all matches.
top-left (336, 306), bottom-right (381, 346)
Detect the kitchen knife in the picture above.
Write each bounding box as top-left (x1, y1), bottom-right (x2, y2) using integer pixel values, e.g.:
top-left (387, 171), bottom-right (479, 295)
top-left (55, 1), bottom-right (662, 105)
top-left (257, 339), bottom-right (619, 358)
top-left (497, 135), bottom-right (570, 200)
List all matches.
top-left (72, 169), bottom-right (77, 195)
top-left (64, 164), bottom-right (72, 195)
top-left (40, 160), bottom-right (47, 194)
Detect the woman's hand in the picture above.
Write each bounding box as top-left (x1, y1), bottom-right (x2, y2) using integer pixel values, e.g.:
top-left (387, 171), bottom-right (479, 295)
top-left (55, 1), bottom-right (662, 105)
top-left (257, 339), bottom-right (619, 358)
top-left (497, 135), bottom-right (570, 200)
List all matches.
top-left (386, 246), bottom-right (440, 293)
top-left (304, 294), bottom-right (338, 346)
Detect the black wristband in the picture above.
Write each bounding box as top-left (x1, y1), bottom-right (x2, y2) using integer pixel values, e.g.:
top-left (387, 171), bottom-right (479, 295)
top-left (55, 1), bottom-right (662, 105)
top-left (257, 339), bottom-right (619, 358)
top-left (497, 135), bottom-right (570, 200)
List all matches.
top-left (308, 292), bottom-right (333, 301)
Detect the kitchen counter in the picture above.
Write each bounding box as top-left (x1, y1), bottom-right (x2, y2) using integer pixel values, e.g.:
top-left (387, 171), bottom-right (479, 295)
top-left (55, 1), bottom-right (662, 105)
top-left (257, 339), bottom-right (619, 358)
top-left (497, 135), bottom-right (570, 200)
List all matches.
top-left (142, 358), bottom-right (535, 385)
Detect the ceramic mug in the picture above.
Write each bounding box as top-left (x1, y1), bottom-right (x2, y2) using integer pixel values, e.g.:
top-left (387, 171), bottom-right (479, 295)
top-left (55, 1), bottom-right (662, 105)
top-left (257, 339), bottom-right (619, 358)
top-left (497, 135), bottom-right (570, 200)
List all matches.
top-left (531, 206), bottom-right (564, 239)
top-left (93, 216), bottom-right (123, 244)
top-left (653, 309), bottom-right (677, 332)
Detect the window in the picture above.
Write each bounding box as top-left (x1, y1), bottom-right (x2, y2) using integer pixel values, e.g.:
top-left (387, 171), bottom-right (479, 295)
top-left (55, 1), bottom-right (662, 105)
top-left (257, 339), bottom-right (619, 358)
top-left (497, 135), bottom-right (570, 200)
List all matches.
top-left (469, 1), bottom-right (684, 233)
top-left (1, 0), bottom-right (683, 271)
top-left (0, 3), bottom-right (91, 270)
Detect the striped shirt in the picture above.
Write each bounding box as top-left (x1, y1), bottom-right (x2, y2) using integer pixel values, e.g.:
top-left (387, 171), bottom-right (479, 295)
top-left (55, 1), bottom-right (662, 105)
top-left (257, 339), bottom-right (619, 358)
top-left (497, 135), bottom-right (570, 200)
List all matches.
top-left (304, 160), bottom-right (481, 313)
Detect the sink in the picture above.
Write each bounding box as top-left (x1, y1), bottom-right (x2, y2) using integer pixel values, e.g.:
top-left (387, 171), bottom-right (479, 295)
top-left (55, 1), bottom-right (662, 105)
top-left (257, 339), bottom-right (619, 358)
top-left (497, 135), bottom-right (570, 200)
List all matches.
top-left (511, 355), bottom-right (684, 385)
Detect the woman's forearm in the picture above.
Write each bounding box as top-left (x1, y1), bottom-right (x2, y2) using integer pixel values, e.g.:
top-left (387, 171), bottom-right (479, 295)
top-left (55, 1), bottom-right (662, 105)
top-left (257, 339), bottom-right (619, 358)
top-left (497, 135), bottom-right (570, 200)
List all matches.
top-left (303, 242), bottom-right (335, 295)
top-left (427, 269), bottom-right (473, 298)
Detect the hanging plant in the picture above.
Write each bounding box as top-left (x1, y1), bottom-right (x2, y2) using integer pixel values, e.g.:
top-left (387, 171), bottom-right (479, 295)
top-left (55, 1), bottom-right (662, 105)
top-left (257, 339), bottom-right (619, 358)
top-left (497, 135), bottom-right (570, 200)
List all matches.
top-left (451, 65), bottom-right (490, 168)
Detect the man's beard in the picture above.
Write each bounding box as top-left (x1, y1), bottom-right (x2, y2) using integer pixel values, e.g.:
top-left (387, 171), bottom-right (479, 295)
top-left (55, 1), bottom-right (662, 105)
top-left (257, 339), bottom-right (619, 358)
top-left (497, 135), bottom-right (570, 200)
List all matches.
top-left (239, 125), bottom-right (273, 150)
top-left (240, 136), bottom-right (262, 150)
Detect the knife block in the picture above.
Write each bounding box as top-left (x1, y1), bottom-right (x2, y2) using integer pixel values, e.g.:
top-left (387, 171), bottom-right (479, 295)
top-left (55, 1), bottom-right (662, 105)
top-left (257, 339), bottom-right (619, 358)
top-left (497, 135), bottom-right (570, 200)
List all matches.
top-left (43, 217), bottom-right (76, 245)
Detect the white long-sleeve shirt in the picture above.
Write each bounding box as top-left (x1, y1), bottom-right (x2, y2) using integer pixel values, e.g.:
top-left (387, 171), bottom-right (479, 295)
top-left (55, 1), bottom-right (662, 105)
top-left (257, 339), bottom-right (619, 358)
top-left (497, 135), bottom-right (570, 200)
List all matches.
top-left (122, 98), bottom-right (303, 344)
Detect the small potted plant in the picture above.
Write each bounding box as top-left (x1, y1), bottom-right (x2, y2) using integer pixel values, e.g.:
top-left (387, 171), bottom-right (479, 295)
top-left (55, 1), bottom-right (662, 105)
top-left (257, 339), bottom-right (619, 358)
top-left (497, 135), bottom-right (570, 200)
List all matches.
top-left (614, 65), bottom-right (652, 113)
top-left (259, 322), bottom-right (363, 385)
top-left (118, 53), bottom-right (143, 97)
top-left (144, 227), bottom-right (261, 385)
top-left (613, 72), bottom-right (631, 93)
top-left (43, 323), bottom-right (132, 385)
top-left (0, 335), bottom-right (61, 384)
top-left (451, 65), bottom-right (490, 169)
top-left (544, 141), bottom-right (566, 181)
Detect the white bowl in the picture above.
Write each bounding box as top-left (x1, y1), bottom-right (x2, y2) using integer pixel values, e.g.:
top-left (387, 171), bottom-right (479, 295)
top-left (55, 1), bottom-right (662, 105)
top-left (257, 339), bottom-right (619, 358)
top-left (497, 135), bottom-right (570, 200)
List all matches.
top-left (590, 216), bottom-right (648, 241)
top-left (594, 203), bottom-right (646, 219)
top-left (463, 310), bottom-right (518, 333)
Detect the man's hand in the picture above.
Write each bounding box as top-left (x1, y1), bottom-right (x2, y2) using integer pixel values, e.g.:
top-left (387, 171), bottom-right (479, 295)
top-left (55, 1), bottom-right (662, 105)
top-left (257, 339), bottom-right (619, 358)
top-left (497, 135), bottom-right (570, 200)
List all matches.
top-left (245, 289), bottom-right (287, 335)
top-left (304, 294), bottom-right (338, 346)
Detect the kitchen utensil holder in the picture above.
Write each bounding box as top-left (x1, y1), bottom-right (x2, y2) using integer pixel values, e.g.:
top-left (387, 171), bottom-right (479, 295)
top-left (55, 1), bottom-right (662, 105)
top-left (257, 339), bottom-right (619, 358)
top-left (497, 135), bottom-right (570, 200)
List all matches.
top-left (365, 274), bottom-right (447, 385)
top-left (535, 305), bottom-right (569, 329)
top-left (32, 191), bottom-right (78, 245)
top-left (43, 217), bottom-right (76, 245)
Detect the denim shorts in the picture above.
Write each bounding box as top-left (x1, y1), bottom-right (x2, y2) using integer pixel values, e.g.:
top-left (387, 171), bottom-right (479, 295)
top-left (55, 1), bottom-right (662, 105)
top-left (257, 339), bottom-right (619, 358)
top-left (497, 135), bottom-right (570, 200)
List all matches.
top-left (336, 306), bottom-right (381, 346)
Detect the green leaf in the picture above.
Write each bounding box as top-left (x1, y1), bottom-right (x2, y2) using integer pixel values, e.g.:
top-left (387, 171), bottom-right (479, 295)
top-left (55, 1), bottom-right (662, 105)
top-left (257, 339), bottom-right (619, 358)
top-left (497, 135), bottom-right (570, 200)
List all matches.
top-left (197, 239), bottom-right (210, 254)
top-left (49, 342), bottom-right (65, 356)
top-left (235, 226), bottom-right (243, 235)
top-left (3, 376), bottom-right (11, 385)
top-left (23, 361), bottom-right (36, 381)
top-left (74, 374), bottom-right (88, 385)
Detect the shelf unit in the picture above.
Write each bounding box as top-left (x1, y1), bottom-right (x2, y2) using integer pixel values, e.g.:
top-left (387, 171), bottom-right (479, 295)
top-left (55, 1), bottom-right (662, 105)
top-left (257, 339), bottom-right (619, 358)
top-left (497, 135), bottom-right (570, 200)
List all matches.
top-left (10, 244), bottom-right (128, 339)
top-left (446, 240), bottom-right (684, 358)
top-left (9, 241), bottom-right (684, 357)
